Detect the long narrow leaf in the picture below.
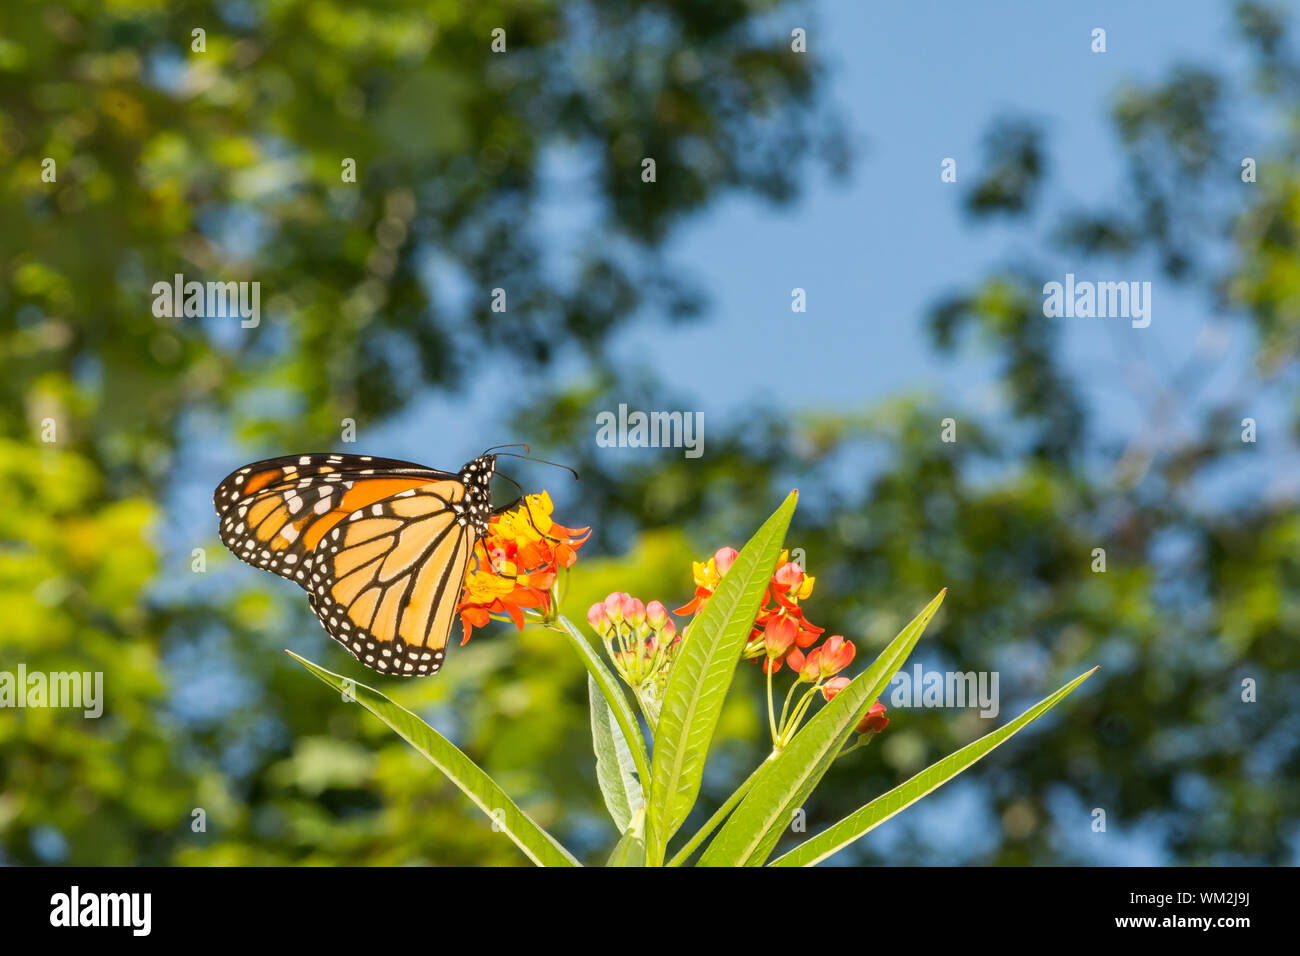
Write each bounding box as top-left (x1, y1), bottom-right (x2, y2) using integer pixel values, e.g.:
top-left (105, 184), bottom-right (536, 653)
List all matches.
top-left (289, 651), bottom-right (579, 867)
top-left (553, 615), bottom-right (652, 789)
top-left (666, 754), bottom-right (771, 866)
top-left (606, 809), bottom-right (647, 867)
top-left (646, 490), bottom-right (798, 864)
top-left (590, 674), bottom-right (644, 831)
top-left (770, 666), bottom-right (1098, 866)
top-left (698, 589), bottom-right (946, 866)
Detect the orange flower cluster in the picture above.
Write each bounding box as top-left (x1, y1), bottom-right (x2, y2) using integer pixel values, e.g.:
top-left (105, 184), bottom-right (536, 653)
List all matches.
top-left (674, 546), bottom-right (826, 673)
top-left (457, 492), bottom-right (590, 643)
top-left (673, 542), bottom-right (878, 749)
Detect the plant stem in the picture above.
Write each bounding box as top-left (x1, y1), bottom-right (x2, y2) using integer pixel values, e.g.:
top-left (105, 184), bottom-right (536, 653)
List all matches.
top-left (776, 678), bottom-right (802, 738)
top-left (783, 683), bottom-right (821, 742)
top-left (766, 663), bottom-right (778, 744)
top-left (665, 752), bottom-right (777, 867)
top-left (635, 687), bottom-right (661, 729)
top-left (835, 733), bottom-right (874, 759)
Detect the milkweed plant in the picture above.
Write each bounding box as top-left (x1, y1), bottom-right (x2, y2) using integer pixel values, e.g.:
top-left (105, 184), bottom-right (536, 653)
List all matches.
top-left (291, 490), bottom-right (1096, 866)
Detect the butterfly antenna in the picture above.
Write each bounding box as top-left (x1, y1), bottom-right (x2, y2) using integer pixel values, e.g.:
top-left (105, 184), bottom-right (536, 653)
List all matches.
top-left (493, 451), bottom-right (579, 482)
top-left (493, 471), bottom-right (526, 499)
top-left (482, 442), bottom-right (531, 455)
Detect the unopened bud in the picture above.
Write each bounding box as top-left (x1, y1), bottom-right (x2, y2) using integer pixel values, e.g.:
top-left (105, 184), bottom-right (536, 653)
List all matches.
top-left (604, 591), bottom-right (627, 623)
top-left (646, 600), bottom-right (669, 629)
top-left (821, 676), bottom-right (850, 701)
top-left (621, 595), bottom-right (646, 629)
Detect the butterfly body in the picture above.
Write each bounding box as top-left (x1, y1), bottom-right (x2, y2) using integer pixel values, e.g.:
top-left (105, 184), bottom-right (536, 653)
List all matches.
top-left (213, 452), bottom-right (500, 676)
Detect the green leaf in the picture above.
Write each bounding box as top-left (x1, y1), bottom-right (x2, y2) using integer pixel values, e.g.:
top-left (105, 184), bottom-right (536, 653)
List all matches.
top-left (698, 589), bottom-right (946, 867)
top-left (770, 666), bottom-right (1099, 866)
top-left (289, 651), bottom-right (579, 868)
top-left (590, 674), bottom-right (644, 832)
top-left (645, 490), bottom-right (798, 865)
top-left (606, 809), bottom-right (647, 867)
top-left (666, 755), bottom-right (769, 866)
top-left (553, 615), bottom-right (652, 790)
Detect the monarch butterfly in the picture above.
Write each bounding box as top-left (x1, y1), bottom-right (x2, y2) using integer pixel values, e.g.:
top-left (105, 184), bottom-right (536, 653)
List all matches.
top-left (212, 446), bottom-right (557, 676)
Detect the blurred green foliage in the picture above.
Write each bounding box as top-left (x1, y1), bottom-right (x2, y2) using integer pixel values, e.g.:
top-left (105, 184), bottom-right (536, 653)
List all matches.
top-left (0, 0), bottom-right (837, 865)
top-left (1, 0), bottom-right (1296, 866)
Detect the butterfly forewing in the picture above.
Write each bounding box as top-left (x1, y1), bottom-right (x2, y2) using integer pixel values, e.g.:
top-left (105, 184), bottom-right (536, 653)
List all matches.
top-left (213, 452), bottom-right (497, 675)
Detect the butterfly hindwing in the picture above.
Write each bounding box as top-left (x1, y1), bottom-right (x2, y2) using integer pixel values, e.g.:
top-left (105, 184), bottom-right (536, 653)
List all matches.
top-left (307, 481), bottom-right (474, 675)
top-left (214, 452), bottom-right (498, 675)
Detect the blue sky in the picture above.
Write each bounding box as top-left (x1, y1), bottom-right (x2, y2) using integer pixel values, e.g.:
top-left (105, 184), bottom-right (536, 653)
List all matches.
top-left (357, 0), bottom-right (1268, 490)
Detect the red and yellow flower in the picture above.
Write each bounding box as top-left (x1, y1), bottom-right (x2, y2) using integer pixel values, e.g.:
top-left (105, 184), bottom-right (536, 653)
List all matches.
top-left (457, 492), bottom-right (590, 643)
top-left (673, 543), bottom-right (878, 748)
top-left (675, 546), bottom-right (824, 672)
top-left (673, 545), bottom-right (739, 616)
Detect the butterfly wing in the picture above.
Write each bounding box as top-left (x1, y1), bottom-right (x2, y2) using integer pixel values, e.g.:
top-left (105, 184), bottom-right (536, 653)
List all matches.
top-left (214, 453), bottom-right (483, 675)
top-left (307, 483), bottom-right (476, 675)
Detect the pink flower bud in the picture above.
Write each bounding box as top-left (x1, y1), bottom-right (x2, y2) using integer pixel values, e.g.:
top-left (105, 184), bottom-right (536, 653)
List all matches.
top-left (621, 594), bottom-right (646, 628)
top-left (587, 602), bottom-right (608, 634)
top-left (713, 546), bottom-right (739, 576)
top-left (646, 600), bottom-right (669, 629)
top-left (774, 561), bottom-right (804, 590)
top-left (604, 591), bottom-right (627, 623)
top-left (821, 676), bottom-right (851, 701)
